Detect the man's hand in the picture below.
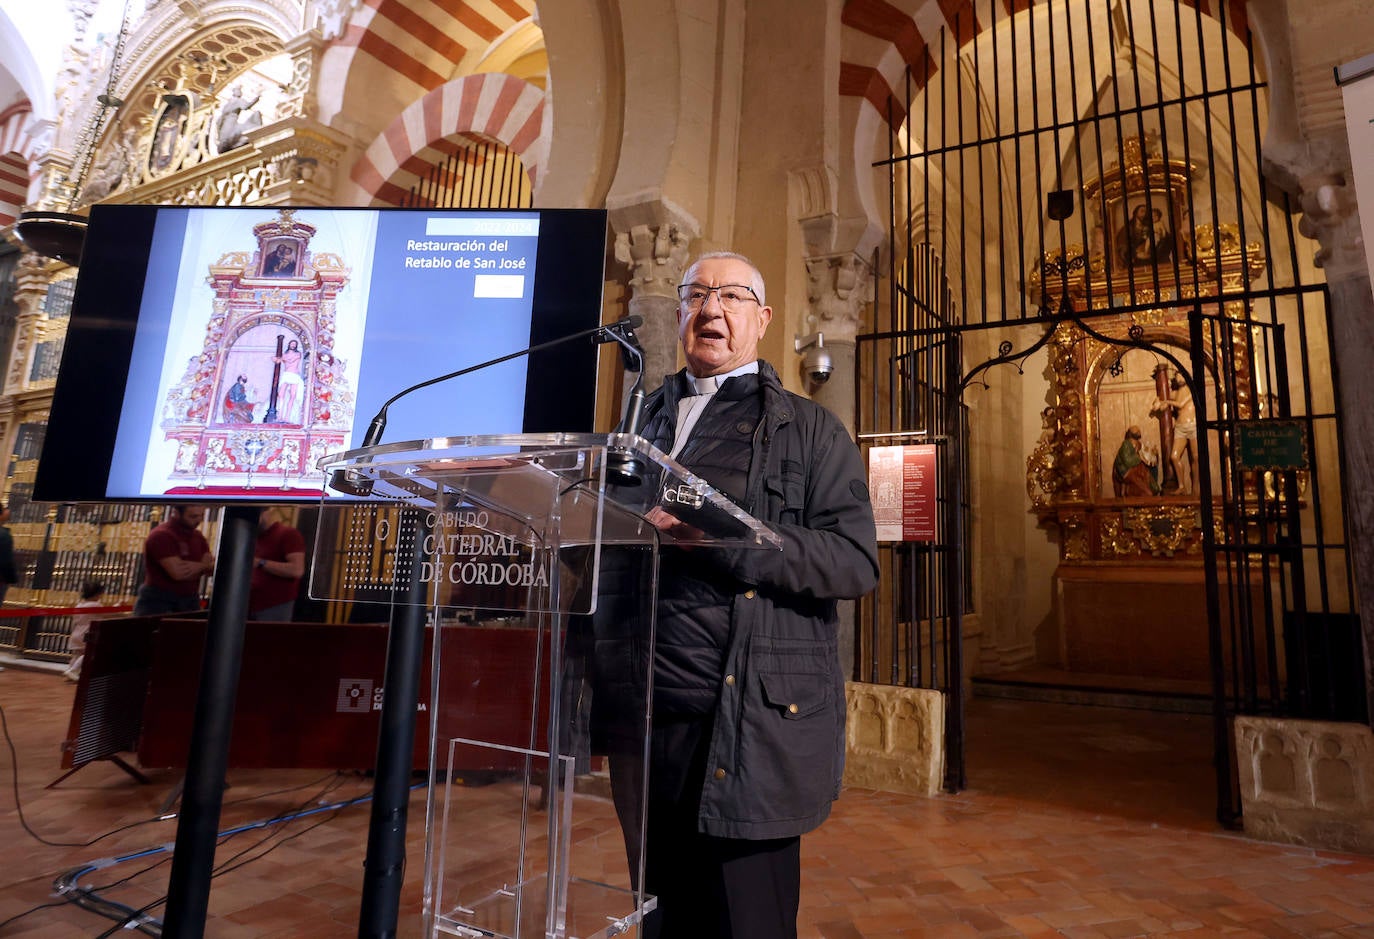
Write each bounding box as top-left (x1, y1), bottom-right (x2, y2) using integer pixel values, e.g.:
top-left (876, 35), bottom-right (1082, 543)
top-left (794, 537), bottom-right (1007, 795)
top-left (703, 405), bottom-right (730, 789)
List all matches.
top-left (645, 506), bottom-right (704, 543)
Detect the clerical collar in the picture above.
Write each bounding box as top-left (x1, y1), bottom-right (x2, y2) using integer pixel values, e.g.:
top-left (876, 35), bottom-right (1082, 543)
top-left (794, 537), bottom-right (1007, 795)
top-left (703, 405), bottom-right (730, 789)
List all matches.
top-left (688, 361), bottom-right (759, 395)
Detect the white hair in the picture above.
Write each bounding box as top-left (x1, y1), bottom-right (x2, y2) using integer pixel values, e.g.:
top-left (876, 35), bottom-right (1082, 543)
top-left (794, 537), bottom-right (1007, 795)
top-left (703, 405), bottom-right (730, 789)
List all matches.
top-left (683, 251), bottom-right (766, 306)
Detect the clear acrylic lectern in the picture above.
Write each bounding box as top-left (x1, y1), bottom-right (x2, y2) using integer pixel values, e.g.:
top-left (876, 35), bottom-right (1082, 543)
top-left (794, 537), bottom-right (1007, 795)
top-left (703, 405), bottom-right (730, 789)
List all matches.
top-left (312, 433), bottom-right (781, 939)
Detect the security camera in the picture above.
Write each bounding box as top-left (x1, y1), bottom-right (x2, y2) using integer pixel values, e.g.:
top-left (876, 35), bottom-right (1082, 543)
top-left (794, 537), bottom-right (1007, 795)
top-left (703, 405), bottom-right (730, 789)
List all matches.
top-left (805, 348), bottom-right (834, 384)
top-left (794, 333), bottom-right (833, 385)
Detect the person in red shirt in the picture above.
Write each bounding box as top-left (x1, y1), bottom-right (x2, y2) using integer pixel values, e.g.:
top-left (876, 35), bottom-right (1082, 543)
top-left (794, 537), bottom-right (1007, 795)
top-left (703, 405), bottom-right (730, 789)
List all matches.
top-left (249, 507), bottom-right (306, 620)
top-left (133, 505), bottom-right (214, 615)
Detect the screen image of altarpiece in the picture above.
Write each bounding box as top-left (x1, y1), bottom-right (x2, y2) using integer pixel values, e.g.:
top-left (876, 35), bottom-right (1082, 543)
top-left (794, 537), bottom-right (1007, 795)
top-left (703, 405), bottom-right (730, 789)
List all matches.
top-left (91, 205), bottom-right (553, 502)
top-left (141, 209), bottom-right (373, 496)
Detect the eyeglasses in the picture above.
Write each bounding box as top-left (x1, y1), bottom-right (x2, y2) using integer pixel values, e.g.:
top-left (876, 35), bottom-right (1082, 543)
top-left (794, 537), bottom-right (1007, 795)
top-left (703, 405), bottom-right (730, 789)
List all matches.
top-left (677, 283), bottom-right (760, 312)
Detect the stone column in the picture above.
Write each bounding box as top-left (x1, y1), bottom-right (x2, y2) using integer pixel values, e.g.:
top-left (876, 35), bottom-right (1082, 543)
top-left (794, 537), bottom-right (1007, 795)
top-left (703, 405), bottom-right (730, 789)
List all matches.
top-left (1296, 172), bottom-right (1374, 719)
top-left (610, 201), bottom-right (697, 393)
top-left (799, 217), bottom-right (877, 681)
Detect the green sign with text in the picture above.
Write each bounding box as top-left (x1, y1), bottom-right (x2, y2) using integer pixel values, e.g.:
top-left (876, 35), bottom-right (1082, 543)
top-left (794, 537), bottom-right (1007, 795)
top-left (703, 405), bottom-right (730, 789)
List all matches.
top-left (1235, 419), bottom-right (1308, 471)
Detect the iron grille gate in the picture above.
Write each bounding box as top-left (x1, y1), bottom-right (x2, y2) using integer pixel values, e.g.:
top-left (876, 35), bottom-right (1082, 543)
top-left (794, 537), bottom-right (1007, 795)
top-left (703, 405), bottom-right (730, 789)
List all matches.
top-left (853, 0), bottom-right (1359, 820)
top-left (399, 136), bottom-right (533, 210)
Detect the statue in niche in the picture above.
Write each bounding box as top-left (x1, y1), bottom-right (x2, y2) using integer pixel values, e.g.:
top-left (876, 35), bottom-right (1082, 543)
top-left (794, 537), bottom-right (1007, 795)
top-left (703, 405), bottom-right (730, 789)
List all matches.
top-left (267, 337), bottom-right (307, 424)
top-left (79, 128), bottom-right (135, 204)
top-left (222, 373), bottom-right (256, 423)
top-left (1111, 426), bottom-right (1160, 497)
top-left (150, 95), bottom-right (190, 172)
top-left (215, 85), bottom-right (263, 153)
top-left (1150, 371), bottom-right (1198, 495)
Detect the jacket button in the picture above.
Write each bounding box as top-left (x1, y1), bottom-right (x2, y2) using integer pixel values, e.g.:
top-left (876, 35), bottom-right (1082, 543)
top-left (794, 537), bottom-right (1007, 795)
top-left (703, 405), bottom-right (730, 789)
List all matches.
top-left (744, 589), bottom-right (755, 599)
top-left (724, 674), bottom-right (735, 686)
top-left (714, 768), bottom-right (727, 780)
top-left (788, 703), bottom-right (799, 714)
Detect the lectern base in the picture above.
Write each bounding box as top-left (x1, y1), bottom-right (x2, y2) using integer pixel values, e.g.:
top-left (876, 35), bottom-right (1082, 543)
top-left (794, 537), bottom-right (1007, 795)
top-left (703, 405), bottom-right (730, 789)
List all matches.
top-left (434, 874), bottom-right (655, 939)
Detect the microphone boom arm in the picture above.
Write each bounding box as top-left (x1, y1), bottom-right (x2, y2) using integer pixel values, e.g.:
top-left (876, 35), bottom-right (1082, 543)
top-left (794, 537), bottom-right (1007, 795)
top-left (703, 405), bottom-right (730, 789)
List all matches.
top-left (363, 315), bottom-right (642, 448)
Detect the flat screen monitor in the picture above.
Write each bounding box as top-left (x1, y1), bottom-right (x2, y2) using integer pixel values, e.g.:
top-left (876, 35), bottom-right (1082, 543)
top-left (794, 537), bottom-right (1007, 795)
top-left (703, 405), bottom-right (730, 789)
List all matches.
top-left (34, 205), bottom-right (608, 504)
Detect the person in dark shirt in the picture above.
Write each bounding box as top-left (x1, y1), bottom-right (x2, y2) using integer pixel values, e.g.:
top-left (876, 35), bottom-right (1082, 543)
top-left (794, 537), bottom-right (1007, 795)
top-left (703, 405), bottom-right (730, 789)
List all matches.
top-left (133, 505), bottom-right (214, 616)
top-left (249, 507), bottom-right (306, 620)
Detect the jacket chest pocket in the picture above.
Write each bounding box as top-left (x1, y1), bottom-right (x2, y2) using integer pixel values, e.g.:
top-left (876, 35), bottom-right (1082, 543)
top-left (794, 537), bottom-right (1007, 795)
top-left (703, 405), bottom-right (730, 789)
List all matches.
top-left (762, 460), bottom-right (805, 525)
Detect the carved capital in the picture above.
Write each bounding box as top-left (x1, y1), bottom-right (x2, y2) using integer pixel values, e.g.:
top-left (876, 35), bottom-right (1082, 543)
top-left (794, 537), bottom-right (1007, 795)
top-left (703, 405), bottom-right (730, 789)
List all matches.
top-left (28, 149), bottom-right (75, 211)
top-left (613, 222), bottom-right (693, 300)
top-left (23, 119), bottom-right (56, 163)
top-left (12, 257), bottom-right (59, 310)
top-left (1297, 172), bottom-right (1368, 280)
top-left (803, 253), bottom-right (872, 340)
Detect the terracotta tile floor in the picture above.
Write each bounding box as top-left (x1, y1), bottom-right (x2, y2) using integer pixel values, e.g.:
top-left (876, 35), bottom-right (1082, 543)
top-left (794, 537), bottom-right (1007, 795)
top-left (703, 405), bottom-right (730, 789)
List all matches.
top-left (3, 664), bottom-right (1374, 938)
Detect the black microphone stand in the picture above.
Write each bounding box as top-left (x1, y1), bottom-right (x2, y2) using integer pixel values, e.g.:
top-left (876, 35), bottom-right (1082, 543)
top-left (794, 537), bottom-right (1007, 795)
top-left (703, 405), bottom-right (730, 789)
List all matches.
top-left (603, 326), bottom-right (648, 486)
top-left (358, 511), bottom-right (430, 939)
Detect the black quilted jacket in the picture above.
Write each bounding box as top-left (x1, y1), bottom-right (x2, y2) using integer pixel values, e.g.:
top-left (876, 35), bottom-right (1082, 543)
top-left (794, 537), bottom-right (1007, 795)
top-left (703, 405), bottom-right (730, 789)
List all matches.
top-left (597, 359), bottom-right (879, 839)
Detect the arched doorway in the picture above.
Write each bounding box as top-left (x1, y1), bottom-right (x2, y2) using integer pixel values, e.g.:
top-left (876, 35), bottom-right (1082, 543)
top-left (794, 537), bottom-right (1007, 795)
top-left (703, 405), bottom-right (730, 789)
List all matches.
top-left (852, 0), bottom-right (1356, 826)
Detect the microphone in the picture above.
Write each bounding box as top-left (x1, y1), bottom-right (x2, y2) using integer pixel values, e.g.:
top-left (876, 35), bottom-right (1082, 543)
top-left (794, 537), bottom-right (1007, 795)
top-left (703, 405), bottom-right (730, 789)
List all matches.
top-left (602, 318), bottom-right (649, 486)
top-left (327, 315), bottom-right (644, 495)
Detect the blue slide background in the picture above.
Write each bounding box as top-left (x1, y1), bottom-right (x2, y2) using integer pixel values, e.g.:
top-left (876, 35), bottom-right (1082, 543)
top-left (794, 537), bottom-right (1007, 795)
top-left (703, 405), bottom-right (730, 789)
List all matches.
top-left (355, 211), bottom-right (539, 445)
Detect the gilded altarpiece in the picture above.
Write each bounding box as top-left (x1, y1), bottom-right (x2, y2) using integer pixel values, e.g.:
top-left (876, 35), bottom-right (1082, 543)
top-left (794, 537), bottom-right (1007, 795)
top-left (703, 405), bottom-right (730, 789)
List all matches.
top-left (67, 48), bottom-right (343, 214)
top-left (1025, 139), bottom-right (1268, 682)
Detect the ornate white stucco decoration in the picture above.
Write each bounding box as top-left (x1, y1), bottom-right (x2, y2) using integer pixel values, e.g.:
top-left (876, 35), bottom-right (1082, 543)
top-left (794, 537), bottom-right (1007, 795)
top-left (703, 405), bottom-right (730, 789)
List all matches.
top-left (315, 0), bottom-right (364, 41)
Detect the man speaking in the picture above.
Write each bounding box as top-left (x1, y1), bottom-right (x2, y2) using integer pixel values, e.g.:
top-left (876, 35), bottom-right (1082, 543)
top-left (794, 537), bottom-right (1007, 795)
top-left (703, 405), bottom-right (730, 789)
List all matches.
top-left (605, 251), bottom-right (879, 938)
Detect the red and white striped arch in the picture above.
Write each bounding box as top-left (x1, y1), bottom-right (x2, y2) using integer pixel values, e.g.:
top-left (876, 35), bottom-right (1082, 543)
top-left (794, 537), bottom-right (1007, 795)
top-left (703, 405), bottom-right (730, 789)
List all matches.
top-left (334, 0), bottom-right (536, 94)
top-left (0, 101), bottom-right (38, 228)
top-left (351, 71), bottom-right (545, 205)
top-left (839, 0), bottom-right (1252, 132)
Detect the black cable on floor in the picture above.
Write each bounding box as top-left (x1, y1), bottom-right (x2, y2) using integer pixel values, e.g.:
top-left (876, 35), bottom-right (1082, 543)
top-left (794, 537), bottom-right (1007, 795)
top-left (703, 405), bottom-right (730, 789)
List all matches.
top-left (68, 772), bottom-right (357, 936)
top-left (75, 779), bottom-right (402, 937)
top-left (1, 694), bottom-right (390, 935)
top-left (1, 700), bottom-right (165, 848)
top-left (0, 898), bottom-right (72, 932)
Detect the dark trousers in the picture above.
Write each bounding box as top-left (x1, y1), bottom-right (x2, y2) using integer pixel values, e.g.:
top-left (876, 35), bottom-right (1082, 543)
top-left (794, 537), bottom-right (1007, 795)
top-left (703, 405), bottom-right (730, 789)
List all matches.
top-left (614, 716), bottom-right (801, 939)
top-left (132, 585), bottom-right (201, 617)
